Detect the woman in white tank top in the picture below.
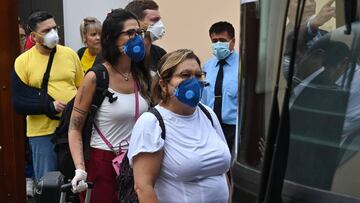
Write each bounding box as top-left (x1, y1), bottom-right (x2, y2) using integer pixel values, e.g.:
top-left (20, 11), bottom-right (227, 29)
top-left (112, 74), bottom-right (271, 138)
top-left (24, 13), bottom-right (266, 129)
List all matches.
top-left (128, 49), bottom-right (231, 203)
top-left (68, 9), bottom-right (152, 203)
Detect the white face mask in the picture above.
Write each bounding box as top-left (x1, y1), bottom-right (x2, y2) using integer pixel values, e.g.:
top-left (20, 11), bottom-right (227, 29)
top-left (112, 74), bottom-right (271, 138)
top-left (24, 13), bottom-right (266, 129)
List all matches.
top-left (147, 20), bottom-right (165, 42)
top-left (43, 29), bottom-right (59, 49)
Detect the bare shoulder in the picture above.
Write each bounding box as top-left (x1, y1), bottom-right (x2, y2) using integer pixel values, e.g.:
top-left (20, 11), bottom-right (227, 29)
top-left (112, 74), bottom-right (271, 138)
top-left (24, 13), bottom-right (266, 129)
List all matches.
top-left (83, 71), bottom-right (97, 85)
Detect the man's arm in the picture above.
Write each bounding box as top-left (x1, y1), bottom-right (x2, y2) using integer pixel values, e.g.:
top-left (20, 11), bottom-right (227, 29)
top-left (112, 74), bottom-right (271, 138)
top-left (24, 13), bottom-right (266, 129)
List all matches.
top-left (11, 69), bottom-right (60, 116)
top-left (308, 0), bottom-right (335, 33)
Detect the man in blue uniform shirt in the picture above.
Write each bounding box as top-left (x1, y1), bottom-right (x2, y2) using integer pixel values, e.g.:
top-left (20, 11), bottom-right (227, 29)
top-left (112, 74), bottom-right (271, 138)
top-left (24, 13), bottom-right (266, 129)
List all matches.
top-left (202, 21), bottom-right (239, 152)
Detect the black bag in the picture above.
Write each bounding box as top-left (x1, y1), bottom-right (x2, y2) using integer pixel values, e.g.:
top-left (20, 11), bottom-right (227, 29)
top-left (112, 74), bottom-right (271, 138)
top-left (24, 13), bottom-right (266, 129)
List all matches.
top-left (11, 47), bottom-right (60, 120)
top-left (117, 153), bottom-right (138, 203)
top-left (35, 171), bottom-right (93, 203)
top-left (117, 103), bottom-right (213, 203)
top-left (34, 171), bottom-right (64, 203)
top-left (52, 64), bottom-right (117, 180)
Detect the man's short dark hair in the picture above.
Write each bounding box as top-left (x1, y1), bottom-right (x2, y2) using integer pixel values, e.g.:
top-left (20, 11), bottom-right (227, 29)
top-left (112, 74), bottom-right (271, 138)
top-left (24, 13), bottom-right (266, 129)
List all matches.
top-left (101, 9), bottom-right (139, 65)
top-left (27, 10), bottom-right (54, 32)
top-left (209, 21), bottom-right (235, 39)
top-left (125, 0), bottom-right (159, 20)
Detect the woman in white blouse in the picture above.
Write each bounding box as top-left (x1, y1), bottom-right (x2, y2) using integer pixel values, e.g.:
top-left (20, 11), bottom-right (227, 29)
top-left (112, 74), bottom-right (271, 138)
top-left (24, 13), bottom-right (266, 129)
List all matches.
top-left (128, 49), bottom-right (231, 203)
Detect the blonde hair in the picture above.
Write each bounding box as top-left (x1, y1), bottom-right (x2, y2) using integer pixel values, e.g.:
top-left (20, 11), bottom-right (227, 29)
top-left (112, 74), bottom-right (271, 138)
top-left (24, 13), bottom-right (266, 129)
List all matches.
top-left (152, 49), bottom-right (201, 104)
top-left (80, 17), bottom-right (102, 45)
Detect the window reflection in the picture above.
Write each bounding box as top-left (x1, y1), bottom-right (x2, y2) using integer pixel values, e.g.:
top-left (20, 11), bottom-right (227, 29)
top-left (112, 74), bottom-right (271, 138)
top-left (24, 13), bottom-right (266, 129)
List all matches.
top-left (283, 0), bottom-right (360, 198)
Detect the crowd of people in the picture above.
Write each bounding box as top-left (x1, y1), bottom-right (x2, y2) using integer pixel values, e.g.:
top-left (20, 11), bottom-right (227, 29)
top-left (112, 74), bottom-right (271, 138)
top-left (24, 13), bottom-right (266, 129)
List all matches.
top-left (14, 0), bottom-right (239, 202)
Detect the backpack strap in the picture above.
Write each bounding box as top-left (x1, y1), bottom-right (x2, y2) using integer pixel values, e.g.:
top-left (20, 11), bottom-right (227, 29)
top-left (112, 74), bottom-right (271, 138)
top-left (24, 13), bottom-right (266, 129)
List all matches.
top-left (77, 47), bottom-right (86, 59)
top-left (198, 103), bottom-right (214, 127)
top-left (149, 108), bottom-right (166, 140)
top-left (87, 64), bottom-right (117, 113)
top-left (82, 64), bottom-right (114, 160)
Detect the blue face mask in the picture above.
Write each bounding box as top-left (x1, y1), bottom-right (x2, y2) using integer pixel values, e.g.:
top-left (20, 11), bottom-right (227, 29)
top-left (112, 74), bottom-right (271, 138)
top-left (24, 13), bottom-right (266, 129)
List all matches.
top-left (212, 41), bottom-right (231, 60)
top-left (122, 35), bottom-right (145, 62)
top-left (173, 78), bottom-right (204, 108)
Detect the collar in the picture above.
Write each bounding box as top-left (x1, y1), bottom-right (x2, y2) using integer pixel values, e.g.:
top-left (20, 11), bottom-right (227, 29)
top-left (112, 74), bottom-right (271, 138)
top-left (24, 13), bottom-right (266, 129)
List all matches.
top-left (216, 52), bottom-right (234, 66)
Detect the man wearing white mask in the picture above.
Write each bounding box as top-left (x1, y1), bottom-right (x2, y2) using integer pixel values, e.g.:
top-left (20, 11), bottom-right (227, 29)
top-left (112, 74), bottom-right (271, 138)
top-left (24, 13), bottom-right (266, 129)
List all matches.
top-left (13, 10), bottom-right (83, 183)
top-left (125, 0), bottom-right (166, 72)
top-left (202, 21), bottom-right (239, 152)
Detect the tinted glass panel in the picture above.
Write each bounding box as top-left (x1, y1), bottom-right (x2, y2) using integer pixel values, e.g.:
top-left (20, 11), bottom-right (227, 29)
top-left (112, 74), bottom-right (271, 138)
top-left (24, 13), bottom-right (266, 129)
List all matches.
top-left (284, 0), bottom-right (360, 198)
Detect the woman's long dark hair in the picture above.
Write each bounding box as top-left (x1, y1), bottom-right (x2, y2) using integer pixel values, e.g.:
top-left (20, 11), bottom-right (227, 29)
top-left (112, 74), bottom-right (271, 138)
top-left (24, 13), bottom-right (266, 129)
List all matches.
top-left (101, 8), bottom-right (152, 104)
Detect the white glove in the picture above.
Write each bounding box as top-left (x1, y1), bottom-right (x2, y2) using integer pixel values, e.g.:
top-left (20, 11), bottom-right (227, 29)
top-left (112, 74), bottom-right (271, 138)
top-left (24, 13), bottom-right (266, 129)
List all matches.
top-left (71, 169), bottom-right (88, 193)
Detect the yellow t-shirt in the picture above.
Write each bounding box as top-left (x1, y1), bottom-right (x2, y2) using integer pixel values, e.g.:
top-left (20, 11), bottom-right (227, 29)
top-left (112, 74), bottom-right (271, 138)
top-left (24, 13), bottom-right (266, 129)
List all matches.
top-left (14, 45), bottom-right (84, 137)
top-left (80, 48), bottom-right (96, 73)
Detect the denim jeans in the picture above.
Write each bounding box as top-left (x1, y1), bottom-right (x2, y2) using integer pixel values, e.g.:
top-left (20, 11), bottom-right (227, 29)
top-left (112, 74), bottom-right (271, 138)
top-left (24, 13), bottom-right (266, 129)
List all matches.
top-left (25, 136), bottom-right (34, 178)
top-left (29, 135), bottom-right (57, 182)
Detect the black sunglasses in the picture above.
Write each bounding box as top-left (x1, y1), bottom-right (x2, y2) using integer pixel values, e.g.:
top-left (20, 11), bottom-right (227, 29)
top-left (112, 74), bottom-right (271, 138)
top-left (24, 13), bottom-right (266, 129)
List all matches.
top-left (119, 29), bottom-right (145, 38)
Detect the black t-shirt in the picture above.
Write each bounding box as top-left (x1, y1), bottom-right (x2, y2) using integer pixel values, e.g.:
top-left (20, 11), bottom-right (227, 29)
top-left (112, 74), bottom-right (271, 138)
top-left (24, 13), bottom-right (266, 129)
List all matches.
top-left (149, 44), bottom-right (166, 71)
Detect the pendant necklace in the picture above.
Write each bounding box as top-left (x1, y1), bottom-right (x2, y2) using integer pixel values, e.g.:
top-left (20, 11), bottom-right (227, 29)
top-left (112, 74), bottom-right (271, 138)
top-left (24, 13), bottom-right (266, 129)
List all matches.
top-left (112, 67), bottom-right (131, 81)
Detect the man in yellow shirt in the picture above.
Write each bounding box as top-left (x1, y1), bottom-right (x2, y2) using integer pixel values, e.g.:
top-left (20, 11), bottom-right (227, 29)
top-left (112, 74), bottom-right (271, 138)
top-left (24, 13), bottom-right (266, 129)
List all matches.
top-left (13, 11), bottom-right (83, 182)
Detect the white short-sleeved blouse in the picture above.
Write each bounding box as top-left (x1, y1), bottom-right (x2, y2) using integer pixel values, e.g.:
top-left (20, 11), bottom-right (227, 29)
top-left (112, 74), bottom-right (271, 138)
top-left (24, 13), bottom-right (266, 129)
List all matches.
top-left (128, 104), bottom-right (231, 203)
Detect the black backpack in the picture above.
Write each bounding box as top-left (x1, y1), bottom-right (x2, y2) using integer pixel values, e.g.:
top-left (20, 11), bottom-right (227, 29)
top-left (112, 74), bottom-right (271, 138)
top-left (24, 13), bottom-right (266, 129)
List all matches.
top-left (52, 64), bottom-right (117, 180)
top-left (117, 103), bottom-right (213, 203)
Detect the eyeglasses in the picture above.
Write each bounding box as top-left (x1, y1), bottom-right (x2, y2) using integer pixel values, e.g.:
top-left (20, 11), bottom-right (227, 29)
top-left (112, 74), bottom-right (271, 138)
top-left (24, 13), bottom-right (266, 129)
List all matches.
top-left (173, 71), bottom-right (206, 81)
top-left (119, 29), bottom-right (145, 38)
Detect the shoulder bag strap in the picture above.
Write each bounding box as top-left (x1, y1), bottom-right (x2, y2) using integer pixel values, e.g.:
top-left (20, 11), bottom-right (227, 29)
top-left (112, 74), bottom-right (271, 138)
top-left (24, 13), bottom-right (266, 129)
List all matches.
top-left (41, 47), bottom-right (57, 92)
top-left (149, 107), bottom-right (166, 140)
top-left (95, 80), bottom-right (141, 149)
top-left (198, 103), bottom-right (214, 127)
top-left (93, 123), bottom-right (114, 150)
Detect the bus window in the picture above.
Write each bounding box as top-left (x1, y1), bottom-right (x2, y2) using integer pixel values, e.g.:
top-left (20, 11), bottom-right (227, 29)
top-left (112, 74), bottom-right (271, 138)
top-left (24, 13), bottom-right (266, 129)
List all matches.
top-left (283, 0), bottom-right (360, 198)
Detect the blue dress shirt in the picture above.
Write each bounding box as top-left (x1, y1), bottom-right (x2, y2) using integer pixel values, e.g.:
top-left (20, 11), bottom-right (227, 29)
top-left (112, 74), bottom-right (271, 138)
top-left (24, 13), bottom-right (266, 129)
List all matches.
top-left (201, 51), bottom-right (239, 125)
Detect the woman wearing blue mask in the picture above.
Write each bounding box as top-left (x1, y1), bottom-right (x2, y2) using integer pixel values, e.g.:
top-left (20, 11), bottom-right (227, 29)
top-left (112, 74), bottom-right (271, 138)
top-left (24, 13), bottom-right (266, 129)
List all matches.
top-left (128, 49), bottom-right (231, 203)
top-left (68, 9), bottom-right (152, 203)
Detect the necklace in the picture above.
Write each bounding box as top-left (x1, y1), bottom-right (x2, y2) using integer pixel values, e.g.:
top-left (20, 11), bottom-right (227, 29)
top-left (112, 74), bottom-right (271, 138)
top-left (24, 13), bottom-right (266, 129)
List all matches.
top-left (119, 71), bottom-right (131, 81)
top-left (112, 67), bottom-right (131, 81)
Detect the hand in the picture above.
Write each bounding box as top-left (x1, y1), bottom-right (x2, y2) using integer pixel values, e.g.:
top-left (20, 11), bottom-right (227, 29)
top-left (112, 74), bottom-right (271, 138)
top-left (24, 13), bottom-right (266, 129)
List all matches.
top-left (71, 169), bottom-right (88, 193)
top-left (310, 0), bottom-right (335, 30)
top-left (53, 100), bottom-right (66, 112)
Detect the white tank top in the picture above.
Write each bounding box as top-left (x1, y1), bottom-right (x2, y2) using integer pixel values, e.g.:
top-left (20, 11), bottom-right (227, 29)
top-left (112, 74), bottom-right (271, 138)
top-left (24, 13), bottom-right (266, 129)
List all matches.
top-left (90, 87), bottom-right (149, 151)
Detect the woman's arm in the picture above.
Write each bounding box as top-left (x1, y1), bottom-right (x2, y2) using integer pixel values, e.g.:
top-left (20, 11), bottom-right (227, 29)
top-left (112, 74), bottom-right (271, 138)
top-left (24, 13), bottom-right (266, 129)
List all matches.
top-left (226, 173), bottom-right (232, 203)
top-left (68, 72), bottom-right (96, 170)
top-left (133, 151), bottom-right (163, 203)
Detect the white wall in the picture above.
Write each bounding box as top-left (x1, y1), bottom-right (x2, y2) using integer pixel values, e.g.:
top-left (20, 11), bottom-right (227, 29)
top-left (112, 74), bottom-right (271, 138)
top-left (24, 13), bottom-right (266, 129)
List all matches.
top-left (63, 0), bottom-right (241, 63)
top-left (63, 0), bottom-right (131, 52)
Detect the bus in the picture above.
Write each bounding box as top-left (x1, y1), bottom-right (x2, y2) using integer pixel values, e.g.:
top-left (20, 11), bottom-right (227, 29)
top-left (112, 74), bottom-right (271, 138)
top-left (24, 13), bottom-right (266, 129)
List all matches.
top-left (232, 0), bottom-right (360, 202)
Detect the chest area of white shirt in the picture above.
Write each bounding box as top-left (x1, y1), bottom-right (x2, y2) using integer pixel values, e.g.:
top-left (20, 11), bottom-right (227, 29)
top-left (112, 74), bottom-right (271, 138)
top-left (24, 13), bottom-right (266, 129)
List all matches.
top-left (161, 125), bottom-right (228, 179)
top-left (98, 92), bottom-right (148, 120)
top-left (162, 115), bottom-right (225, 155)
